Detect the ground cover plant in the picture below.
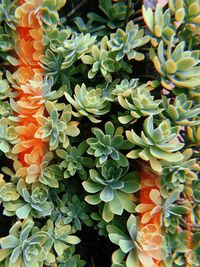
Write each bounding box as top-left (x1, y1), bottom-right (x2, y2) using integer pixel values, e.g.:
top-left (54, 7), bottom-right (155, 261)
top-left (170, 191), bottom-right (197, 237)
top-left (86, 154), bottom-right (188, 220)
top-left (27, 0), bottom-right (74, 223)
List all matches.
top-left (0, 0), bottom-right (199, 266)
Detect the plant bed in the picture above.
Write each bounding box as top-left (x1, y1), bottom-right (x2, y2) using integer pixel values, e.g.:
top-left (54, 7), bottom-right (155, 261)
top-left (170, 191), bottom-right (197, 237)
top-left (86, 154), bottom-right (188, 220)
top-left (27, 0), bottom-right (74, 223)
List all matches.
top-left (0, 0), bottom-right (199, 267)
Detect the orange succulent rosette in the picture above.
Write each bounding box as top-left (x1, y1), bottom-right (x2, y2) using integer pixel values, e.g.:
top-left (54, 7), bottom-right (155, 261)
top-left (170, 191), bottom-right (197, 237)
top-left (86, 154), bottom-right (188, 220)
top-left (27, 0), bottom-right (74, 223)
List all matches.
top-left (12, 0), bottom-right (46, 183)
top-left (15, 0), bottom-right (42, 28)
top-left (137, 165), bottom-right (161, 226)
top-left (135, 188), bottom-right (162, 225)
top-left (135, 164), bottom-right (164, 266)
top-left (135, 224), bottom-right (164, 267)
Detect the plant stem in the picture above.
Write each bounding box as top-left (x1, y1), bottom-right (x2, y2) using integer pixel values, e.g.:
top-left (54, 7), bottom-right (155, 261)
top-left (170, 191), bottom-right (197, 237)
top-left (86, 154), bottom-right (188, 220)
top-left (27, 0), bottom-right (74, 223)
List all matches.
top-left (67, 0), bottom-right (90, 19)
top-left (131, 74), bottom-right (156, 80)
top-left (133, 16), bottom-right (143, 23)
top-left (133, 0), bottom-right (142, 8)
top-left (0, 63), bottom-right (10, 66)
top-left (125, 0), bottom-right (132, 26)
top-left (131, 9), bottom-right (142, 18)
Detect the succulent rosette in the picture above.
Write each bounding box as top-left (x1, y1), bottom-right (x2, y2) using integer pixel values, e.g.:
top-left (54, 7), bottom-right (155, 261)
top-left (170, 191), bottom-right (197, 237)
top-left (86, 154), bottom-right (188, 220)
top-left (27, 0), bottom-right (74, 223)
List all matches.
top-left (0, 1), bottom-right (199, 267)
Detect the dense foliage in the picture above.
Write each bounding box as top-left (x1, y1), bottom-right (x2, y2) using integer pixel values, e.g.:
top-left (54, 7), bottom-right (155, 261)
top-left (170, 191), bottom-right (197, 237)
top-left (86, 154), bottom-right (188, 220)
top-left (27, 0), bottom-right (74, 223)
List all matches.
top-left (0, 0), bottom-right (199, 266)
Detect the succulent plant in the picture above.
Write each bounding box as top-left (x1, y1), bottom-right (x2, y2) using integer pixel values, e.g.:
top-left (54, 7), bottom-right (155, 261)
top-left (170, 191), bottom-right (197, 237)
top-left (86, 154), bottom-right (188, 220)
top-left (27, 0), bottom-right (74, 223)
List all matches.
top-left (0, 118), bottom-right (19, 153)
top-left (126, 116), bottom-right (184, 173)
top-left (0, 74), bottom-right (12, 99)
top-left (142, 4), bottom-right (176, 46)
top-left (0, 219), bottom-right (54, 267)
top-left (0, 190), bottom-right (23, 217)
top-left (0, 0), bottom-right (199, 266)
top-left (15, 180), bottom-right (54, 219)
top-left (40, 164), bottom-right (62, 188)
top-left (35, 102), bottom-right (80, 150)
top-left (41, 0), bottom-right (66, 29)
top-left (192, 180), bottom-right (200, 202)
top-left (41, 48), bottom-right (63, 76)
top-left (0, 174), bottom-right (20, 217)
top-left (65, 83), bottom-right (110, 123)
top-left (107, 20), bottom-right (150, 61)
top-left (57, 246), bottom-right (85, 267)
top-left (162, 149), bottom-right (200, 189)
top-left (43, 27), bottom-right (72, 49)
top-left (81, 36), bottom-right (119, 81)
top-left (150, 38), bottom-right (200, 89)
top-left (88, 0), bottom-right (127, 30)
top-left (169, 0), bottom-right (200, 24)
top-left (90, 212), bottom-right (108, 236)
top-left (107, 215), bottom-right (136, 267)
top-left (0, 29), bottom-right (14, 58)
top-left (41, 29), bottom-right (72, 76)
top-left (108, 214), bottom-right (166, 267)
top-left (0, 0), bottom-right (17, 30)
top-left (8, 71), bottom-right (60, 103)
top-left (44, 219), bottom-right (80, 257)
top-left (0, 100), bottom-right (10, 118)
top-left (57, 32), bottom-right (96, 69)
top-left (163, 230), bottom-right (197, 267)
top-left (187, 124), bottom-right (200, 145)
top-left (0, 174), bottom-right (18, 201)
top-left (83, 161), bottom-right (140, 222)
top-left (15, 0), bottom-right (66, 30)
top-left (43, 0), bottom-right (66, 11)
top-left (111, 78), bottom-right (139, 98)
top-left (57, 195), bottom-right (93, 231)
top-left (57, 141), bottom-right (94, 178)
top-left (118, 83), bottom-right (163, 124)
top-left (87, 121), bottom-right (133, 167)
top-left (162, 93), bottom-right (200, 126)
top-left (73, 15), bottom-right (106, 36)
top-left (168, 0), bottom-right (187, 23)
top-left (162, 186), bottom-right (188, 234)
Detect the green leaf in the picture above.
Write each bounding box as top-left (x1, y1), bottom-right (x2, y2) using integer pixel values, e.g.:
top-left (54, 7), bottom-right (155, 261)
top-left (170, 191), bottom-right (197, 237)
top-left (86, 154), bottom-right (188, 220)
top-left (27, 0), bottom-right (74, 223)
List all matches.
top-left (105, 121), bottom-right (115, 136)
top-left (169, 206), bottom-right (188, 215)
top-left (149, 156), bottom-right (162, 173)
top-left (177, 57), bottom-right (195, 71)
top-left (100, 186), bottom-right (114, 202)
top-left (166, 105), bottom-right (179, 121)
top-left (85, 194), bottom-right (101, 205)
top-left (142, 6), bottom-right (154, 32)
top-left (127, 215), bottom-right (137, 239)
top-left (1, 235), bottom-right (18, 249)
top-left (152, 128), bottom-right (163, 143)
top-left (118, 152), bottom-right (128, 167)
top-left (65, 235), bottom-right (80, 245)
top-left (164, 190), bottom-right (181, 208)
top-left (0, 249), bottom-right (11, 261)
top-left (0, 140), bottom-right (9, 153)
top-left (112, 249), bottom-right (126, 264)
top-left (108, 233), bottom-right (123, 245)
top-left (119, 239), bottom-right (133, 253)
top-left (117, 191), bottom-right (135, 213)
top-left (121, 180), bottom-right (140, 193)
top-left (109, 193), bottom-right (123, 215)
top-left (126, 149), bottom-right (141, 159)
top-left (54, 240), bottom-right (64, 256)
top-left (10, 246), bottom-right (22, 264)
top-left (82, 181), bottom-right (102, 193)
top-left (102, 202), bottom-right (114, 222)
top-left (126, 130), bottom-right (143, 146)
top-left (81, 55), bottom-right (94, 64)
top-left (150, 147), bottom-right (184, 162)
top-left (16, 204), bottom-right (31, 219)
top-left (126, 251), bottom-right (139, 267)
top-left (175, 8), bottom-right (185, 22)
